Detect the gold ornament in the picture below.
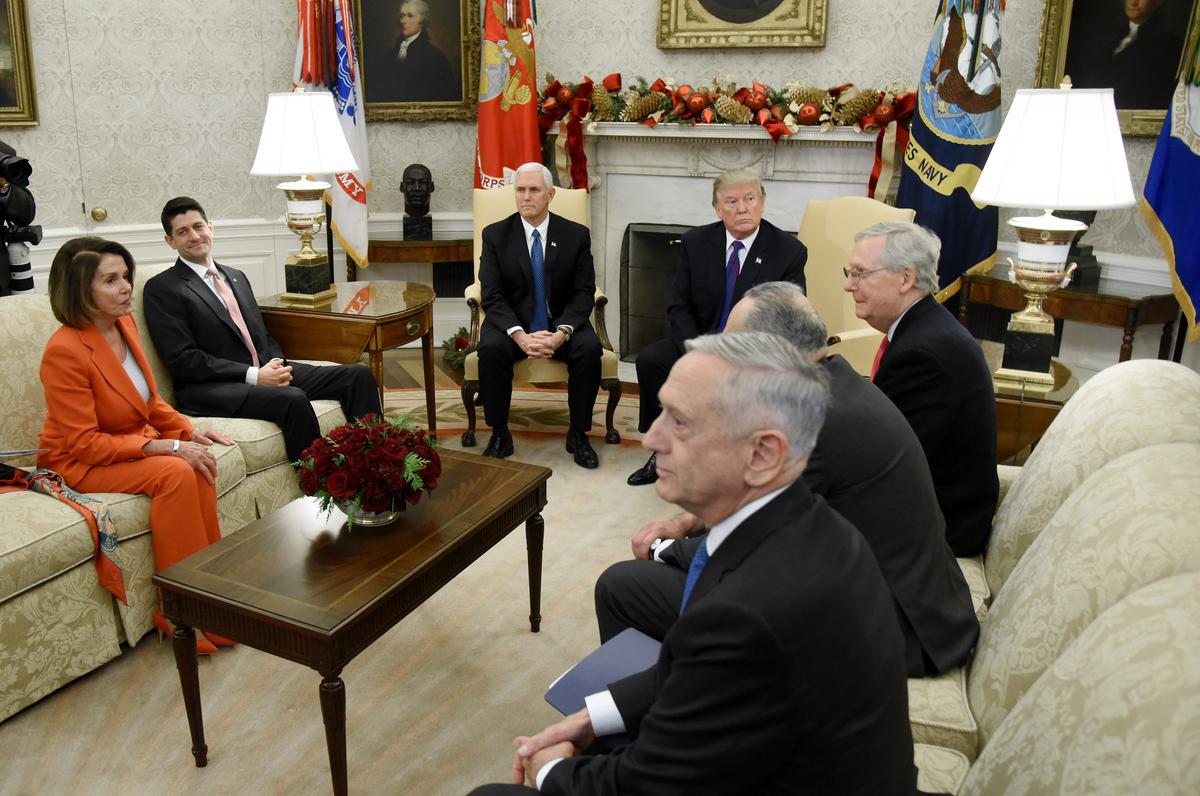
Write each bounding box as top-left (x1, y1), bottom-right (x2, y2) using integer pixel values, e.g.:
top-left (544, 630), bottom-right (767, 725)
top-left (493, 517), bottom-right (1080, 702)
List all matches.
top-left (619, 91), bottom-right (670, 122)
top-left (590, 84), bottom-right (615, 121)
top-left (787, 84), bottom-right (829, 108)
top-left (714, 95), bottom-right (752, 125)
top-left (832, 87), bottom-right (881, 126)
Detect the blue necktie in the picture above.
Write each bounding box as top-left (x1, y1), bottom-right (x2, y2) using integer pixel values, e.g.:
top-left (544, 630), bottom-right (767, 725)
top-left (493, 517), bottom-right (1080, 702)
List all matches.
top-left (679, 541), bottom-right (711, 614)
top-left (530, 229), bottom-right (548, 333)
top-left (715, 240), bottom-right (743, 332)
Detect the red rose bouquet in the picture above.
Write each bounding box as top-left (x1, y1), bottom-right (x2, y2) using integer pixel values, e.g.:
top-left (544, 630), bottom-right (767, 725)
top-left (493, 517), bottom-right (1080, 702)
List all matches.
top-left (295, 414), bottom-right (441, 526)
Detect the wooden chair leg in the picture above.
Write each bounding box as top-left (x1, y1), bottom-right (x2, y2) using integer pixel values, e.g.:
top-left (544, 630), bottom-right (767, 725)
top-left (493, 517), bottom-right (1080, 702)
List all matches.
top-left (461, 380), bottom-right (480, 446)
top-left (601, 378), bottom-right (622, 444)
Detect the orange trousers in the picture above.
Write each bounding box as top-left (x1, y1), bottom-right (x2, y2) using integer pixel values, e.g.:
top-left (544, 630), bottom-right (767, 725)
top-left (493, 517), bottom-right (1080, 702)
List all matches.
top-left (74, 456), bottom-right (221, 572)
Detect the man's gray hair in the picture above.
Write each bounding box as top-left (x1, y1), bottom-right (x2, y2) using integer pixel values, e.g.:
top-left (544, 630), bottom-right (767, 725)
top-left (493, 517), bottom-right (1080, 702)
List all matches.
top-left (401, 0), bottom-right (430, 24)
top-left (853, 221), bottom-right (941, 294)
top-left (684, 331), bottom-right (829, 462)
top-left (711, 168), bottom-right (766, 205)
top-left (509, 162), bottom-right (554, 191)
top-left (742, 282), bottom-right (828, 359)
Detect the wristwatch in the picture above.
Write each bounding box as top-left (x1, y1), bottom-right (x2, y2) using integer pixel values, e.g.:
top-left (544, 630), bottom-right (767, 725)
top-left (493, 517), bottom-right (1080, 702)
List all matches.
top-left (556, 325), bottom-right (572, 342)
top-left (171, 439), bottom-right (180, 455)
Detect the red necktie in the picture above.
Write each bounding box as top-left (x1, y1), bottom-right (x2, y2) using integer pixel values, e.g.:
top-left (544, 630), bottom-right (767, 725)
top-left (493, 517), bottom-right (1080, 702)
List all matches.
top-left (870, 337), bottom-right (889, 382)
top-left (206, 264), bottom-right (260, 367)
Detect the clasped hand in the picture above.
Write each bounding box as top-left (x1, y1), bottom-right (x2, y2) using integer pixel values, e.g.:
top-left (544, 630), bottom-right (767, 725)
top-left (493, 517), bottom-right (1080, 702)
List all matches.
top-left (514, 330), bottom-right (563, 360)
top-left (149, 430), bottom-right (235, 485)
top-left (258, 357), bottom-right (293, 387)
top-left (510, 708), bottom-right (594, 787)
top-left (631, 511), bottom-right (703, 559)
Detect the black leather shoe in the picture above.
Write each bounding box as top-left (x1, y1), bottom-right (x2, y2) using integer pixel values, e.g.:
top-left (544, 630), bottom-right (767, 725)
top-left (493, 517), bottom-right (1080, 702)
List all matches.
top-left (565, 431), bottom-right (599, 469)
top-left (627, 453), bottom-right (658, 486)
top-left (482, 432), bottom-right (514, 459)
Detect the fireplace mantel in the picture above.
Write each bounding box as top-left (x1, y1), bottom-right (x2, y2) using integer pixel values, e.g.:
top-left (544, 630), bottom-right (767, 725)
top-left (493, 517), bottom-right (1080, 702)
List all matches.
top-left (548, 122), bottom-right (879, 355)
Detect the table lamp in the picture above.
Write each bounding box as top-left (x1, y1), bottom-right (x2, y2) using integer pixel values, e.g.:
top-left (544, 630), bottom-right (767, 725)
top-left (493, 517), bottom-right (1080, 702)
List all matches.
top-left (971, 86), bottom-right (1134, 387)
top-left (250, 89), bottom-right (359, 305)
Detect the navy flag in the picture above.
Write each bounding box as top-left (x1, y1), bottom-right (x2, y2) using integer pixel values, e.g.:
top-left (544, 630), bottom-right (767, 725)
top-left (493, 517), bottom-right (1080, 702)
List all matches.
top-left (897, 0), bottom-right (1004, 299)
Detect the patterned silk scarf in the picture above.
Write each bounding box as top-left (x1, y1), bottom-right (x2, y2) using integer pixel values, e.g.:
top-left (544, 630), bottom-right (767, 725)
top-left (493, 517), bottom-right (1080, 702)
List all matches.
top-left (0, 465), bottom-right (128, 604)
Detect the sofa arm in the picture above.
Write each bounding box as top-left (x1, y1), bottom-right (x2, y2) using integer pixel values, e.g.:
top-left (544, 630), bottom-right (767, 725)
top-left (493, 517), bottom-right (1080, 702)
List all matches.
top-left (996, 464), bottom-right (1021, 508)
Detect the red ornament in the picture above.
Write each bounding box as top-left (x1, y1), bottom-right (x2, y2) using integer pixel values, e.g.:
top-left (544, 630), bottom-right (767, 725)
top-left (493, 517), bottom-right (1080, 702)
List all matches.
top-left (701, 107), bottom-right (715, 124)
top-left (672, 101), bottom-right (686, 117)
top-left (541, 98), bottom-right (559, 113)
top-left (744, 90), bottom-right (768, 112)
top-left (555, 85), bottom-right (575, 105)
top-left (754, 108), bottom-right (771, 125)
top-left (676, 84), bottom-right (693, 100)
top-left (770, 104), bottom-right (784, 120)
top-left (797, 102), bottom-right (821, 126)
top-left (686, 93), bottom-right (709, 114)
top-left (874, 102), bottom-right (896, 124)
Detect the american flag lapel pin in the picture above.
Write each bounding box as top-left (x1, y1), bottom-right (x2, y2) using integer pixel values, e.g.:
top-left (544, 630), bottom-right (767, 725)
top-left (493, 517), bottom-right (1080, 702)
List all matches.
top-left (755, 257), bottom-right (762, 264)
top-left (550, 241), bottom-right (557, 248)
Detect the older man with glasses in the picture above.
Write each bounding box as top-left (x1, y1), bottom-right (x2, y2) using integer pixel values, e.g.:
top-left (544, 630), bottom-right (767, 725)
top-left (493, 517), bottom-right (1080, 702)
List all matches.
top-left (844, 221), bottom-right (998, 558)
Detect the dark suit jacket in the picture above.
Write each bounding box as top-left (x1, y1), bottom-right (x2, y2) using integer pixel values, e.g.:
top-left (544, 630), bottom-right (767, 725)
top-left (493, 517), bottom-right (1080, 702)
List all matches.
top-left (479, 212), bottom-right (595, 336)
top-left (666, 219), bottom-right (807, 343)
top-left (874, 295), bottom-right (999, 557)
top-left (142, 259), bottom-right (286, 416)
top-left (37, 315), bottom-right (192, 485)
top-left (369, 30), bottom-right (456, 103)
top-left (545, 480), bottom-right (915, 795)
top-left (810, 355), bottom-right (977, 674)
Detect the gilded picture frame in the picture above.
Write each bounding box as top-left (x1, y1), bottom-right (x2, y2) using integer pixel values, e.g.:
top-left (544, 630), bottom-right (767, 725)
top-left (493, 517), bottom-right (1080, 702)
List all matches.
top-left (1036, 0), bottom-right (1197, 137)
top-left (657, 0), bottom-right (827, 49)
top-left (0, 0), bottom-right (37, 126)
top-left (356, 0), bottom-right (480, 122)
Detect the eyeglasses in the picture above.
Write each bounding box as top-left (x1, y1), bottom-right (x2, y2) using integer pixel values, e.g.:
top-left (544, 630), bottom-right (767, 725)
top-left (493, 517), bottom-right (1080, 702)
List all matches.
top-left (842, 266), bottom-right (888, 283)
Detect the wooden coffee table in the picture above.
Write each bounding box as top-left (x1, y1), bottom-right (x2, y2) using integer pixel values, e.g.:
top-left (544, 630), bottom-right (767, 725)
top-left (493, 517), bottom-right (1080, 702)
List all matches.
top-left (153, 450), bottom-right (550, 795)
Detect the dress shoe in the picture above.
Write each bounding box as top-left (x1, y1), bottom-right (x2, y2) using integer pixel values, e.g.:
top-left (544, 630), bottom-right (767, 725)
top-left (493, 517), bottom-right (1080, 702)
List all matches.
top-left (627, 453), bottom-right (658, 486)
top-left (482, 431), bottom-right (514, 459)
top-left (565, 431), bottom-right (599, 469)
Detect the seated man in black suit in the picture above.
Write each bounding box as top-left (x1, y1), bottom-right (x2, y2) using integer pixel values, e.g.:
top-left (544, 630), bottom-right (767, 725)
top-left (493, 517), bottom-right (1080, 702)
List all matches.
top-left (627, 167), bottom-right (807, 486)
top-left (477, 162), bottom-right (602, 469)
top-left (471, 333), bottom-right (916, 795)
top-left (597, 281), bottom-right (978, 677)
top-left (845, 221), bottom-right (998, 557)
top-left (143, 196), bottom-right (381, 462)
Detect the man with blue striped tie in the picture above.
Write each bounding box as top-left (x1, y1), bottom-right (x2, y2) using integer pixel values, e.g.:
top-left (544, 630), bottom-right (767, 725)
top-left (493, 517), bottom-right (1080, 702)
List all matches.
top-left (472, 332), bottom-right (915, 795)
top-left (477, 162), bottom-right (603, 468)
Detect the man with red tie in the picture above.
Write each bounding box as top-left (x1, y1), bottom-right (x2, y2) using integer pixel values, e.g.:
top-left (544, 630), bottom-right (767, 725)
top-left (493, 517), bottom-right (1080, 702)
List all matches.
top-left (626, 168), bottom-right (807, 486)
top-left (143, 197), bottom-right (381, 462)
top-left (844, 221), bottom-right (998, 557)
top-left (476, 163), bottom-right (602, 468)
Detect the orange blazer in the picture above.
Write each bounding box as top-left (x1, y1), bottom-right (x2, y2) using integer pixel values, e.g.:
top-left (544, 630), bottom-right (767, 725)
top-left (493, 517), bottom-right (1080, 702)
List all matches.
top-left (38, 315), bottom-right (193, 485)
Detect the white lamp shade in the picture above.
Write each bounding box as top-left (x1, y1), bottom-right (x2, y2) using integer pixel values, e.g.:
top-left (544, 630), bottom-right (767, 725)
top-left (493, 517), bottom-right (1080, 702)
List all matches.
top-left (250, 90), bottom-right (359, 176)
top-left (971, 88), bottom-right (1134, 211)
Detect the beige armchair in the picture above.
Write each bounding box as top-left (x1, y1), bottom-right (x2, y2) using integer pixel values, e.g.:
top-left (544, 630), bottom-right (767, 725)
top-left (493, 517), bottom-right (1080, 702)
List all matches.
top-left (797, 196), bottom-right (916, 376)
top-left (460, 185), bottom-right (622, 447)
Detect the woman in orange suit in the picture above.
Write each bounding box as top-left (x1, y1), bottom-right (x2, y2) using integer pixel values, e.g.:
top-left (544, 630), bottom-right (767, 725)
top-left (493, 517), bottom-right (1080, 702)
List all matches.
top-left (38, 237), bottom-right (236, 655)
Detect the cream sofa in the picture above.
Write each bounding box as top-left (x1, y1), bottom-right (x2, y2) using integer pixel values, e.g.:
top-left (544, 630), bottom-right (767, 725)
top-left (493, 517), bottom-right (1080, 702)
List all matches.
top-left (910, 359), bottom-right (1200, 794)
top-left (0, 263), bottom-right (346, 722)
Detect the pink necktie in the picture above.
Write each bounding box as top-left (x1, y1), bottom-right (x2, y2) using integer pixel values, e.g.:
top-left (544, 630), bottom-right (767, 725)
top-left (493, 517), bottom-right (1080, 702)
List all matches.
top-left (206, 264), bottom-right (259, 367)
top-left (870, 337), bottom-right (889, 382)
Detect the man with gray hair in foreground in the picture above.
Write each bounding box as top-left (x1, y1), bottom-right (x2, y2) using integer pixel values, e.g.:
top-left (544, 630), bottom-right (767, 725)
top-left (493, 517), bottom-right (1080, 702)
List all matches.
top-left (470, 332), bottom-right (915, 795)
top-left (597, 281), bottom-right (979, 678)
top-left (844, 221), bottom-right (998, 557)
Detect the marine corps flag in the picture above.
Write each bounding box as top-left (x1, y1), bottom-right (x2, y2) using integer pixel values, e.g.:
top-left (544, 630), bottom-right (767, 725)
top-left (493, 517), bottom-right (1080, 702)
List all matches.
top-left (1140, 10), bottom-right (1200, 342)
top-left (475, 0), bottom-right (540, 188)
top-left (896, 0), bottom-right (1004, 298)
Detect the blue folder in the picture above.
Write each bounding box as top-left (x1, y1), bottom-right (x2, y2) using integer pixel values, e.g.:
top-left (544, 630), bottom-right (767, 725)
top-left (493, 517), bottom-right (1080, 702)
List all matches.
top-left (544, 628), bottom-right (662, 715)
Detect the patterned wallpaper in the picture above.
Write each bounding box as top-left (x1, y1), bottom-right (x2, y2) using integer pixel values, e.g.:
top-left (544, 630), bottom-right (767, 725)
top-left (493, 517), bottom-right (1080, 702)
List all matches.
top-left (4, 0), bottom-right (1161, 259)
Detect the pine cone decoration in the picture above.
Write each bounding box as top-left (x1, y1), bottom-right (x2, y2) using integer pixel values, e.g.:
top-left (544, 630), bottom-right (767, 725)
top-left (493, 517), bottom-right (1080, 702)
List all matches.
top-left (714, 95), bottom-right (752, 125)
top-left (787, 84), bottom-right (828, 107)
top-left (620, 91), bottom-right (671, 122)
top-left (590, 83), bottom-right (615, 121)
top-left (832, 88), bottom-right (882, 126)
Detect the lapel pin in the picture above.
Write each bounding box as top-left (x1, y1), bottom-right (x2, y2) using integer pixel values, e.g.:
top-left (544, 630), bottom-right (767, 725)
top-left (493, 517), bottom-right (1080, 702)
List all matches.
top-left (550, 241), bottom-right (557, 248)
top-left (755, 257), bottom-right (762, 264)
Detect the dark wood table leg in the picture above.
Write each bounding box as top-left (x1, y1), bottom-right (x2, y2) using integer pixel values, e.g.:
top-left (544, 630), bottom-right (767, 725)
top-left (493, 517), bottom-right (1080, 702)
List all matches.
top-left (319, 671), bottom-right (348, 796)
top-left (422, 319), bottom-right (437, 434)
top-left (369, 330), bottom-right (385, 410)
top-left (1159, 315), bottom-right (1176, 360)
top-left (1120, 310), bottom-right (1137, 362)
top-left (526, 513), bottom-right (544, 633)
top-left (171, 625), bottom-right (208, 767)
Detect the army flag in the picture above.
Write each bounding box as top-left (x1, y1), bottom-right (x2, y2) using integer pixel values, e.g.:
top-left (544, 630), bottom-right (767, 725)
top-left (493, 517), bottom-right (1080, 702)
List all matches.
top-left (294, 0), bottom-right (371, 268)
top-left (1140, 13), bottom-right (1200, 342)
top-left (896, 0), bottom-right (1004, 298)
top-left (475, 0), bottom-right (540, 188)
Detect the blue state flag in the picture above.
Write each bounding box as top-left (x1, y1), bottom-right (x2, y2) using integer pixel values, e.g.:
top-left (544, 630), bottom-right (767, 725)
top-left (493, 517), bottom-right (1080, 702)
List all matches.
top-left (897, 0), bottom-right (1004, 298)
top-left (1141, 83), bottom-right (1200, 343)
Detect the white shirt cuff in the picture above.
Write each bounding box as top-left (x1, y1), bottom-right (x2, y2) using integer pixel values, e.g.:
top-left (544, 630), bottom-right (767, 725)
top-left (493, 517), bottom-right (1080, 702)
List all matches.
top-left (245, 366), bottom-right (258, 386)
top-left (652, 538), bottom-right (676, 562)
top-left (507, 326), bottom-right (524, 337)
top-left (535, 758), bottom-right (563, 790)
top-left (584, 690), bottom-right (627, 736)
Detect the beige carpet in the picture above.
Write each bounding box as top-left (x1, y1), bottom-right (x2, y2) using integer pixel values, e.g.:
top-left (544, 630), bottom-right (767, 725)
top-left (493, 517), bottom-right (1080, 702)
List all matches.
top-left (0, 434), bottom-right (671, 795)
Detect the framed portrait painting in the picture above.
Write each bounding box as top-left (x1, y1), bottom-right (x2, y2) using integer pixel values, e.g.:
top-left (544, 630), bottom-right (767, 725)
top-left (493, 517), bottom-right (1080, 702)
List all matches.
top-left (355, 0), bottom-right (480, 122)
top-left (657, 0), bottom-right (828, 48)
top-left (1036, 0), bottom-right (1198, 136)
top-left (0, 0), bottom-right (36, 126)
